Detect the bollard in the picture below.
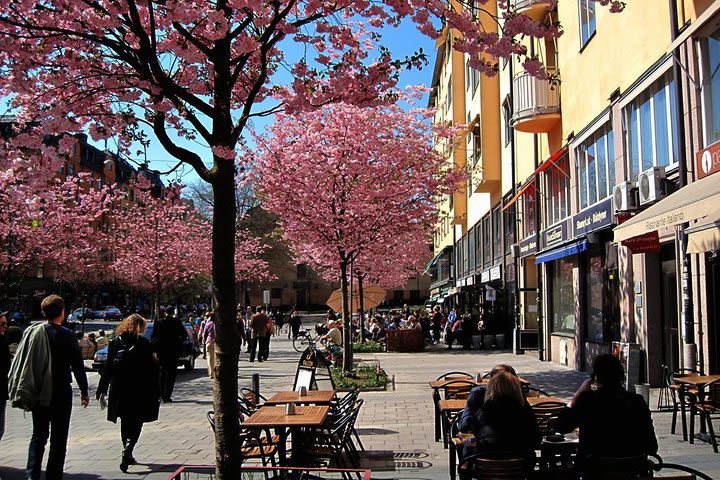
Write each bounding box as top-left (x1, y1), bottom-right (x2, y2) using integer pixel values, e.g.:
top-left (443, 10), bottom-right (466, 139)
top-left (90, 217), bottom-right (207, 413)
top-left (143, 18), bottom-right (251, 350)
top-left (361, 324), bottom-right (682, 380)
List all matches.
top-left (252, 373), bottom-right (260, 401)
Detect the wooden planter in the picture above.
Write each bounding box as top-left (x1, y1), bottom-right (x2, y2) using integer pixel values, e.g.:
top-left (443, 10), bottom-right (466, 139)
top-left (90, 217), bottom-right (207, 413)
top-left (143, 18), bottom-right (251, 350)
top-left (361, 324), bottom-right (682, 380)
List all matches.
top-left (385, 328), bottom-right (424, 352)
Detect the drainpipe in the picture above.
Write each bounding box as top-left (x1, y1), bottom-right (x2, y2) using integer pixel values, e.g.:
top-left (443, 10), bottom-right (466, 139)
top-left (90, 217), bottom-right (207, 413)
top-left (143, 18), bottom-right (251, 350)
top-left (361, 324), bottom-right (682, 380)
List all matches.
top-left (669, 0), bottom-right (697, 369)
top-left (534, 134), bottom-right (544, 361)
top-left (509, 61), bottom-right (522, 355)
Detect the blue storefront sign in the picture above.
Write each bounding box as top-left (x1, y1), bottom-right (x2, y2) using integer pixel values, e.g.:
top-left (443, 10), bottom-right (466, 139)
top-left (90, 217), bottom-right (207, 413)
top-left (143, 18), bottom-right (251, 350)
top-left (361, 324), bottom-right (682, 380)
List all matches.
top-left (573, 198), bottom-right (614, 237)
top-left (516, 234), bottom-right (538, 259)
top-left (541, 220), bottom-right (569, 250)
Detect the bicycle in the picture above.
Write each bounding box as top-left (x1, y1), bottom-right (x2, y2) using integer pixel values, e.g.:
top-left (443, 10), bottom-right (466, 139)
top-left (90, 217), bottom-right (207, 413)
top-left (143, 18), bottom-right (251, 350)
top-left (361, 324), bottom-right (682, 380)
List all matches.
top-left (292, 329), bottom-right (320, 353)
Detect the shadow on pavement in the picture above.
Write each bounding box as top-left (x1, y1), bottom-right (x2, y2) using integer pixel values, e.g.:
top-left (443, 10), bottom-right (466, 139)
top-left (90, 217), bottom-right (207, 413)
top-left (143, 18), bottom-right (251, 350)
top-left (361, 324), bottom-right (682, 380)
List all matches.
top-left (0, 467), bottom-right (106, 480)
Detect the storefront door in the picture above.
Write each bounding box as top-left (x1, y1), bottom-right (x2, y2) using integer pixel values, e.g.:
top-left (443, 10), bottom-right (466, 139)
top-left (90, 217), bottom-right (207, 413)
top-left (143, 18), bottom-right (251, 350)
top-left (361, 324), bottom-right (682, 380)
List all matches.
top-left (707, 254), bottom-right (720, 373)
top-left (660, 245), bottom-right (680, 372)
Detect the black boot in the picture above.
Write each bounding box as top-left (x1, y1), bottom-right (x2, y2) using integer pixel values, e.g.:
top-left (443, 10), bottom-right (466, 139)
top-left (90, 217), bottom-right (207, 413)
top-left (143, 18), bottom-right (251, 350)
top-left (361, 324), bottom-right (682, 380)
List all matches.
top-left (120, 447), bottom-right (131, 473)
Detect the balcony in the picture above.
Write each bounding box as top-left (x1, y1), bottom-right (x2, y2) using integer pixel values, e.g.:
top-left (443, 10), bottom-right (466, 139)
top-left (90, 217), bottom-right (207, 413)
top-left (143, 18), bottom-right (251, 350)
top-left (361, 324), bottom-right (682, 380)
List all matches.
top-left (510, 0), bottom-right (555, 22)
top-left (511, 67), bottom-right (561, 133)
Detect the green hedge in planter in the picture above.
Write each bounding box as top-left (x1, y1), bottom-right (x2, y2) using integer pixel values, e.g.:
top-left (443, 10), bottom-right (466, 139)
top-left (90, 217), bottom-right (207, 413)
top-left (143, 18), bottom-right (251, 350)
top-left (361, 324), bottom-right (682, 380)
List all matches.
top-left (352, 340), bottom-right (384, 353)
top-left (331, 363), bottom-right (388, 390)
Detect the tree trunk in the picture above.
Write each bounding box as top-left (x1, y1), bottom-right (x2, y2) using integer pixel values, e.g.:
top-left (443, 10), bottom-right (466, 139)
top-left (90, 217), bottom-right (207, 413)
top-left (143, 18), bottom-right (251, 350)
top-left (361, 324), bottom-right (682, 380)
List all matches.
top-left (358, 275), bottom-right (366, 343)
top-left (339, 259), bottom-right (353, 371)
top-left (211, 161), bottom-right (242, 479)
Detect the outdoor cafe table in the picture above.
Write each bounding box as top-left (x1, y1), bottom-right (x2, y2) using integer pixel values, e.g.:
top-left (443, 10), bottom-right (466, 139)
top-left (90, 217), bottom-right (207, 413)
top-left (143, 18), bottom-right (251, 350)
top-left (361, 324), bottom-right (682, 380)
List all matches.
top-left (263, 390), bottom-right (336, 406)
top-left (673, 374), bottom-right (720, 443)
top-left (242, 405), bottom-right (329, 465)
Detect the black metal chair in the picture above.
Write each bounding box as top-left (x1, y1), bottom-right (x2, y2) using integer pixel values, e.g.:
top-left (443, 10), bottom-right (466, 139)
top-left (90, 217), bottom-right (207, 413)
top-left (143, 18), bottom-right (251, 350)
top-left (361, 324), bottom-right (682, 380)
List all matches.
top-left (690, 378), bottom-right (720, 453)
top-left (668, 368), bottom-right (703, 441)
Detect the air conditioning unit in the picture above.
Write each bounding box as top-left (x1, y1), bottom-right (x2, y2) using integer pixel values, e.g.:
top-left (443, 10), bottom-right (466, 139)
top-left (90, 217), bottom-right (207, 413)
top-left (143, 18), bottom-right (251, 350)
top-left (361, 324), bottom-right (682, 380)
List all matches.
top-left (613, 181), bottom-right (638, 212)
top-left (510, 244), bottom-right (520, 258)
top-left (638, 166), bottom-right (666, 206)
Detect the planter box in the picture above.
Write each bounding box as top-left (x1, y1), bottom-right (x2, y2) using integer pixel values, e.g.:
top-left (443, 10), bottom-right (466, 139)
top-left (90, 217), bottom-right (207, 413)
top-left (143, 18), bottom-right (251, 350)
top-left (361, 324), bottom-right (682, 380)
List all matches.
top-left (385, 328), bottom-right (424, 352)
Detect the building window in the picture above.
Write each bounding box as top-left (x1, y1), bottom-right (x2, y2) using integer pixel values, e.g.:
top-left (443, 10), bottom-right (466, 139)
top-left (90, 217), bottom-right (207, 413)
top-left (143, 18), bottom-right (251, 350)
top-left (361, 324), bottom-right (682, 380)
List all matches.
top-left (502, 97), bottom-right (512, 146)
top-left (482, 215), bottom-right (491, 268)
top-left (492, 206), bottom-right (502, 262)
top-left (446, 75), bottom-right (453, 114)
top-left (586, 254), bottom-right (604, 342)
top-left (464, 59), bottom-right (479, 97)
top-left (468, 227), bottom-right (476, 272)
top-left (702, 29), bottom-right (720, 146)
top-left (623, 70), bottom-right (679, 179)
top-left (550, 256), bottom-right (577, 335)
top-left (576, 123), bottom-right (615, 210)
top-left (544, 156), bottom-right (570, 226)
top-left (578, 0), bottom-right (596, 48)
top-left (504, 202), bottom-right (516, 254)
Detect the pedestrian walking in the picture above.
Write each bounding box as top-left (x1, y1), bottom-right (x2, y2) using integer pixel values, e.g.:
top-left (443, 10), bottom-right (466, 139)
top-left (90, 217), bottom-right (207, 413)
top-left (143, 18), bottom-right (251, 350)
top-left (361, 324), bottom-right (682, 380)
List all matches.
top-left (236, 306), bottom-right (246, 350)
top-left (151, 310), bottom-right (187, 402)
top-left (244, 306), bottom-right (253, 353)
top-left (249, 306), bottom-right (269, 363)
top-left (95, 314), bottom-right (160, 473)
top-left (289, 307), bottom-right (301, 340)
top-left (202, 312), bottom-right (216, 379)
top-left (0, 311), bottom-right (9, 443)
top-left (431, 306), bottom-right (442, 344)
top-left (263, 312), bottom-right (274, 359)
top-left (9, 295), bottom-right (89, 480)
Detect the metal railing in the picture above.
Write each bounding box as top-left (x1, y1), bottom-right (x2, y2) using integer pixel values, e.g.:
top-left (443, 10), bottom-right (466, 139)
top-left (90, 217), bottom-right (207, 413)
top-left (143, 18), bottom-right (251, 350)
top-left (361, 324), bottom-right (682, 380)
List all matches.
top-left (512, 67), bottom-right (560, 124)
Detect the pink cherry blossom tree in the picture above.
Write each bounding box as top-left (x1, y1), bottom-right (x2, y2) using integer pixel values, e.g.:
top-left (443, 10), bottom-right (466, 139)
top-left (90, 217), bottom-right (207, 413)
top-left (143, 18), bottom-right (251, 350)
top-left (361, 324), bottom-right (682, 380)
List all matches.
top-left (0, 0), bottom-right (624, 473)
top-left (254, 103), bottom-right (458, 369)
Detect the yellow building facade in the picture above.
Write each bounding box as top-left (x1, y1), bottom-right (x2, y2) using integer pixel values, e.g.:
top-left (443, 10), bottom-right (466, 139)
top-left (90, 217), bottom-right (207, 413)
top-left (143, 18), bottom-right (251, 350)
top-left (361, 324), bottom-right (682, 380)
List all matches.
top-left (431, 0), bottom-right (720, 380)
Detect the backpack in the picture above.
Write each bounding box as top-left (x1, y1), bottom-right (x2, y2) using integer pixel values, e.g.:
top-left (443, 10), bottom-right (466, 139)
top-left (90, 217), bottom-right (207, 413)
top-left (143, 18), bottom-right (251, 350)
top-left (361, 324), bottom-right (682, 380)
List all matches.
top-left (113, 336), bottom-right (134, 370)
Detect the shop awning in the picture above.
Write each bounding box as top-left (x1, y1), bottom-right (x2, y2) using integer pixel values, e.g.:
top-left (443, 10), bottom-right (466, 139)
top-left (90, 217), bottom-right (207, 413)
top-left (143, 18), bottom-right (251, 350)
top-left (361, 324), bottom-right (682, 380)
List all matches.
top-left (426, 246), bottom-right (452, 269)
top-left (613, 173), bottom-right (720, 243)
top-left (686, 209), bottom-right (720, 254)
top-left (503, 147), bottom-right (568, 211)
top-left (535, 239), bottom-right (588, 264)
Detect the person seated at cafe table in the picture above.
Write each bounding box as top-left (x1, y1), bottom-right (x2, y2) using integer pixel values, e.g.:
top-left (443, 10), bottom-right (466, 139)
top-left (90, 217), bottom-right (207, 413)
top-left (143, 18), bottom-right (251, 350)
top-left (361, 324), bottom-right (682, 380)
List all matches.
top-left (555, 354), bottom-right (658, 471)
top-left (458, 364), bottom-right (518, 432)
top-left (457, 371), bottom-right (540, 478)
top-left (320, 320), bottom-right (342, 358)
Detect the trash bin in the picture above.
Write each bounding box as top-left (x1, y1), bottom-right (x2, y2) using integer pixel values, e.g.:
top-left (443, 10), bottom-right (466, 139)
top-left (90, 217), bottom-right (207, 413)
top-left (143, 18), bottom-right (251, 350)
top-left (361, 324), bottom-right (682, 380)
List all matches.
top-left (634, 383), bottom-right (650, 405)
top-left (483, 334), bottom-right (495, 349)
top-left (472, 335), bottom-right (482, 350)
top-left (495, 334), bottom-right (506, 349)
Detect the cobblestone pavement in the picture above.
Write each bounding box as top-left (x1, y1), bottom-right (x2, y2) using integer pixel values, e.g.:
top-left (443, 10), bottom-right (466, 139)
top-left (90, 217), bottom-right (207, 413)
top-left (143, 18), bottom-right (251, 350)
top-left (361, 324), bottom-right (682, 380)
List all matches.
top-left (1, 333), bottom-right (718, 479)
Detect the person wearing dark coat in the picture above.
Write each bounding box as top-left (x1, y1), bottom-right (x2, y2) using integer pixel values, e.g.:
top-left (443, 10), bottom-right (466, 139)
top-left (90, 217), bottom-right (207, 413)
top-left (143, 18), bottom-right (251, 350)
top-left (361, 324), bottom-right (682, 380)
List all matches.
top-left (150, 310), bottom-right (187, 402)
top-left (96, 314), bottom-right (159, 473)
top-left (458, 371), bottom-right (540, 479)
top-left (0, 311), bottom-right (9, 443)
top-left (555, 354), bottom-right (658, 473)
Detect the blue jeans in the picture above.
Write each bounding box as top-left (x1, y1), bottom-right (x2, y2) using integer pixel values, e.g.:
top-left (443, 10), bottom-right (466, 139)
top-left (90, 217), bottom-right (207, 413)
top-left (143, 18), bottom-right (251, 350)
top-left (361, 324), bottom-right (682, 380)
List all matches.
top-left (26, 387), bottom-right (72, 480)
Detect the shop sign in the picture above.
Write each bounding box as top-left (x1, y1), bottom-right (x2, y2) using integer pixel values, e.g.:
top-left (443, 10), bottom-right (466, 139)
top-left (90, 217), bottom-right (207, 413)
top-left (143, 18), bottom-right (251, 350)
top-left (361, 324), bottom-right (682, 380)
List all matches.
top-left (490, 265), bottom-right (502, 281)
top-left (541, 221), bottom-right (568, 250)
top-left (621, 230), bottom-right (661, 254)
top-left (481, 270), bottom-right (490, 283)
top-left (696, 139), bottom-right (720, 179)
top-left (517, 234), bottom-right (538, 259)
top-left (466, 276), bottom-right (475, 286)
top-left (485, 287), bottom-right (497, 302)
top-left (573, 198), bottom-right (614, 236)
top-left (448, 287), bottom-right (459, 295)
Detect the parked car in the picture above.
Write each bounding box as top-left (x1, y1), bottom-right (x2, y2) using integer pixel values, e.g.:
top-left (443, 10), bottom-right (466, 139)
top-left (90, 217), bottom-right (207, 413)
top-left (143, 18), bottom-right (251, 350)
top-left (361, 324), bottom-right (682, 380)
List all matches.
top-left (6, 310), bottom-right (30, 327)
top-left (67, 308), bottom-right (95, 323)
top-left (94, 306), bottom-right (122, 321)
top-left (92, 322), bottom-right (200, 372)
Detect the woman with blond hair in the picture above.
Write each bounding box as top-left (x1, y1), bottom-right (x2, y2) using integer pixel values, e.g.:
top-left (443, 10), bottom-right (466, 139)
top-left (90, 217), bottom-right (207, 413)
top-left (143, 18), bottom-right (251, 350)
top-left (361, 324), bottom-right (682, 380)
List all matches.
top-left (458, 371), bottom-right (540, 477)
top-left (96, 314), bottom-right (159, 473)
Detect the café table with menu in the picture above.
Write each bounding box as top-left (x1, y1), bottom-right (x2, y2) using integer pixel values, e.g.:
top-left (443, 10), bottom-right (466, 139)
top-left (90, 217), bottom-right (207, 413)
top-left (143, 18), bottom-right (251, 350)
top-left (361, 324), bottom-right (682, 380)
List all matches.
top-left (243, 405), bottom-right (330, 464)
top-left (263, 390), bottom-right (336, 406)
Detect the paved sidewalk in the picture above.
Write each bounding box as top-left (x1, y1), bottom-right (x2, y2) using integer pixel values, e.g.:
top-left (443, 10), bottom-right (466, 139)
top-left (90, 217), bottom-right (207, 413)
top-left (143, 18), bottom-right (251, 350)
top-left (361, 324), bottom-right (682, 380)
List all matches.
top-left (1, 334), bottom-right (718, 479)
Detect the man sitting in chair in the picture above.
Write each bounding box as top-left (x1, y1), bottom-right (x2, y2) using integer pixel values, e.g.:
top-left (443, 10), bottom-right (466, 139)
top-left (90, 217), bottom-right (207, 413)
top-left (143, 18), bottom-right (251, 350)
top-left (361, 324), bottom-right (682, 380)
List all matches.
top-left (319, 320), bottom-right (342, 361)
top-left (555, 354), bottom-right (658, 473)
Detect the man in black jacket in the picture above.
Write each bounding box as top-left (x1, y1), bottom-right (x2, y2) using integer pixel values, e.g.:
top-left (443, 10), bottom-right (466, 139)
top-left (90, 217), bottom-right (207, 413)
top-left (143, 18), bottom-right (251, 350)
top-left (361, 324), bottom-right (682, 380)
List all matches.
top-left (0, 310), bottom-right (9, 443)
top-left (27, 295), bottom-right (89, 480)
top-left (151, 310), bottom-right (188, 402)
top-left (556, 354), bottom-right (658, 471)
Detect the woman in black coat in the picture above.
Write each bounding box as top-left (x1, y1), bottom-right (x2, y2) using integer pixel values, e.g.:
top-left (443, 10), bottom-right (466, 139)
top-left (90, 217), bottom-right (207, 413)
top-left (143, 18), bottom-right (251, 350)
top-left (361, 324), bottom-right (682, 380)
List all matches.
top-left (96, 314), bottom-right (160, 473)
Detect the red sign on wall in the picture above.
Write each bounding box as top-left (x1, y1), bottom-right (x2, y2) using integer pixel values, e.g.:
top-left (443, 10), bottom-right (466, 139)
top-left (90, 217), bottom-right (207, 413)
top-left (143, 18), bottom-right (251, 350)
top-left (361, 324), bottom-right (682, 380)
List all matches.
top-left (696, 139), bottom-right (720, 179)
top-left (621, 230), bottom-right (661, 254)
